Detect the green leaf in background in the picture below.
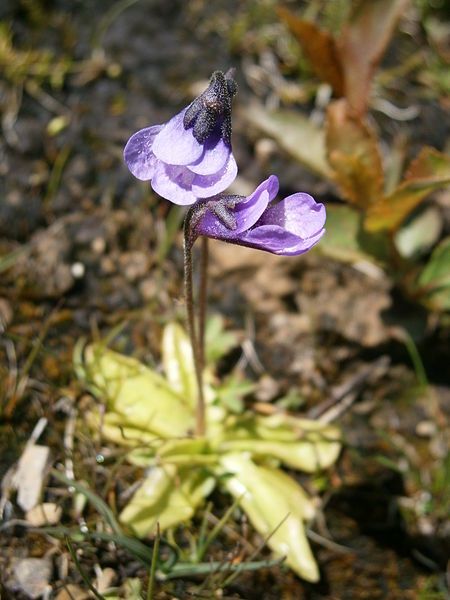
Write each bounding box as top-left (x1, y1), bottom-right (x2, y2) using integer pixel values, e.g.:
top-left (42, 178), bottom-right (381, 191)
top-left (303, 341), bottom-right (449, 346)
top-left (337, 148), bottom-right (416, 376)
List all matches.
top-left (162, 322), bottom-right (197, 409)
top-left (214, 374), bottom-right (255, 414)
top-left (318, 204), bottom-right (390, 265)
top-left (204, 314), bottom-right (239, 365)
top-left (365, 148), bottom-right (450, 232)
top-left (417, 237), bottom-right (450, 311)
top-left (394, 206), bottom-right (442, 259)
top-left (77, 344), bottom-right (194, 438)
top-left (240, 102), bottom-right (331, 178)
top-left (120, 464), bottom-right (215, 537)
top-left (220, 453), bottom-right (319, 582)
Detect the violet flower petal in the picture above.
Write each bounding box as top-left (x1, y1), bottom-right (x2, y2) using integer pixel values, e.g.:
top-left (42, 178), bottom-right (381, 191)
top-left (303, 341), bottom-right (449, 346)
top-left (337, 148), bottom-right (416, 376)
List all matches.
top-left (151, 162), bottom-right (197, 206)
top-left (188, 136), bottom-right (230, 176)
top-left (260, 193), bottom-right (326, 238)
top-left (197, 175), bottom-right (279, 239)
top-left (152, 109), bottom-right (204, 166)
top-left (123, 125), bottom-right (163, 181)
top-left (233, 175), bottom-right (279, 234)
top-left (191, 153), bottom-right (238, 198)
top-left (240, 225), bottom-right (325, 255)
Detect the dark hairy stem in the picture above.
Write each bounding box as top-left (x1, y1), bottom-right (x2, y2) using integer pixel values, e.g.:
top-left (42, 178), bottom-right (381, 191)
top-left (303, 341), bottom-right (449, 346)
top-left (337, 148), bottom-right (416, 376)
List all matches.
top-left (198, 236), bottom-right (209, 375)
top-left (183, 213), bottom-right (206, 436)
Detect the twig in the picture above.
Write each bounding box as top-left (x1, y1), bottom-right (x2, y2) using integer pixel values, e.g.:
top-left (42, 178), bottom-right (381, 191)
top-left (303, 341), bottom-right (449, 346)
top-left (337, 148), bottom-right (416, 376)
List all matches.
top-left (308, 356), bottom-right (390, 423)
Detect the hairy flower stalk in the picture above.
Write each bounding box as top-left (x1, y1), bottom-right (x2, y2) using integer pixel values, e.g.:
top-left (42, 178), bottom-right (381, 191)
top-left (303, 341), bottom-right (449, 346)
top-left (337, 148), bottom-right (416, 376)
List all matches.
top-left (183, 214), bottom-right (206, 436)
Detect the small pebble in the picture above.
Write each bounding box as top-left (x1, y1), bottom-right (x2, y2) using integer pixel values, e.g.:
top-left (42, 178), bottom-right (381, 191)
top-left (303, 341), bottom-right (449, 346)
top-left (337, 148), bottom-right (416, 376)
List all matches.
top-left (10, 558), bottom-right (52, 599)
top-left (71, 262), bottom-right (85, 278)
top-left (415, 420), bottom-right (436, 437)
top-left (26, 503), bottom-right (62, 526)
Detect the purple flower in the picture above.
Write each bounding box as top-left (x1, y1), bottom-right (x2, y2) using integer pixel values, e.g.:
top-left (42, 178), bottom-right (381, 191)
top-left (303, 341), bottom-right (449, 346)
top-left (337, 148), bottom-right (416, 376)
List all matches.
top-left (193, 176), bottom-right (326, 255)
top-left (124, 71), bottom-right (238, 206)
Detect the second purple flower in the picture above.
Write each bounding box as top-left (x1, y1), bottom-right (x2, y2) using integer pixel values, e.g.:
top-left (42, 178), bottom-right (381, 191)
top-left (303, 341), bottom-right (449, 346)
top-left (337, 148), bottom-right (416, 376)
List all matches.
top-left (124, 70), bottom-right (238, 206)
top-left (193, 176), bottom-right (326, 256)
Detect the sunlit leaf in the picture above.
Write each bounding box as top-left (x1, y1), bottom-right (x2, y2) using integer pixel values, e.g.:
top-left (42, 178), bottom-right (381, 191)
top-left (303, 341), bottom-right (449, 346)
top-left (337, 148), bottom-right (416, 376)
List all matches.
top-left (365, 148), bottom-right (450, 231)
top-left (220, 453), bottom-right (319, 582)
top-left (162, 322), bottom-right (197, 409)
top-left (326, 99), bottom-right (384, 208)
top-left (86, 409), bottom-right (161, 448)
top-left (77, 344), bottom-right (194, 438)
top-left (318, 204), bottom-right (390, 265)
top-left (394, 206), bottom-right (442, 258)
top-left (416, 237), bottom-right (450, 311)
top-left (337, 0), bottom-right (409, 115)
top-left (277, 7), bottom-right (344, 95)
top-left (240, 102), bottom-right (331, 178)
top-left (221, 413), bottom-right (341, 472)
top-left (120, 464), bottom-right (215, 536)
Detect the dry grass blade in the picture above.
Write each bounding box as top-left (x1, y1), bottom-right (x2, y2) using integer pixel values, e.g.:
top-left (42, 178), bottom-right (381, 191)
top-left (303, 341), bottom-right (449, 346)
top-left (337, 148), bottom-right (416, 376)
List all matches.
top-left (65, 535), bottom-right (106, 600)
top-left (52, 470), bottom-right (122, 536)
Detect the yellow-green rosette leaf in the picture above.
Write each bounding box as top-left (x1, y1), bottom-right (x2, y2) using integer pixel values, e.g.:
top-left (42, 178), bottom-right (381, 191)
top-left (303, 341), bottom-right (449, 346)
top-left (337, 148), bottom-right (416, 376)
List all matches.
top-left (162, 322), bottom-right (198, 409)
top-left (120, 464), bottom-right (215, 537)
top-left (220, 453), bottom-right (319, 582)
top-left (77, 344), bottom-right (194, 439)
top-left (221, 413), bottom-right (341, 472)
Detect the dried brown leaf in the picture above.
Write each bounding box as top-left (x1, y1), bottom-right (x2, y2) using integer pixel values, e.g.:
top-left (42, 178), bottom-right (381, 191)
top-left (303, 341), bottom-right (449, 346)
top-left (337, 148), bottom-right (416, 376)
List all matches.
top-left (278, 6), bottom-right (344, 96)
top-left (337, 0), bottom-right (409, 115)
top-left (326, 99), bottom-right (384, 208)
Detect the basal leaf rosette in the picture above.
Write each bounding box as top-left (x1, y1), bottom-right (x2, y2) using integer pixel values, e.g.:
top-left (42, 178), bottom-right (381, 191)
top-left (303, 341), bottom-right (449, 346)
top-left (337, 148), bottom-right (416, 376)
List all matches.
top-left (75, 324), bottom-right (341, 581)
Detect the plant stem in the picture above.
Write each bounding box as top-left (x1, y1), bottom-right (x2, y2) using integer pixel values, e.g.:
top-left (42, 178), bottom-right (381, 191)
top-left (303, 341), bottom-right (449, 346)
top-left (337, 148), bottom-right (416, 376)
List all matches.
top-left (183, 217), bottom-right (206, 436)
top-left (198, 236), bottom-right (209, 374)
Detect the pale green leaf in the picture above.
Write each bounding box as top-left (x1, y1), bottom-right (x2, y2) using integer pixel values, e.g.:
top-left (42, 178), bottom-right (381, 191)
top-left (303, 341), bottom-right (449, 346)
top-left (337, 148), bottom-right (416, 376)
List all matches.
top-left (417, 236), bottom-right (450, 311)
top-left (77, 344), bottom-right (194, 439)
top-left (394, 206), bottom-right (442, 259)
top-left (221, 413), bottom-right (341, 472)
top-left (240, 103), bottom-right (331, 178)
top-left (205, 314), bottom-right (239, 364)
top-left (120, 464), bottom-right (215, 536)
top-left (162, 322), bottom-right (197, 409)
top-left (86, 410), bottom-right (162, 449)
top-left (319, 204), bottom-right (390, 265)
top-left (220, 453), bottom-right (319, 582)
